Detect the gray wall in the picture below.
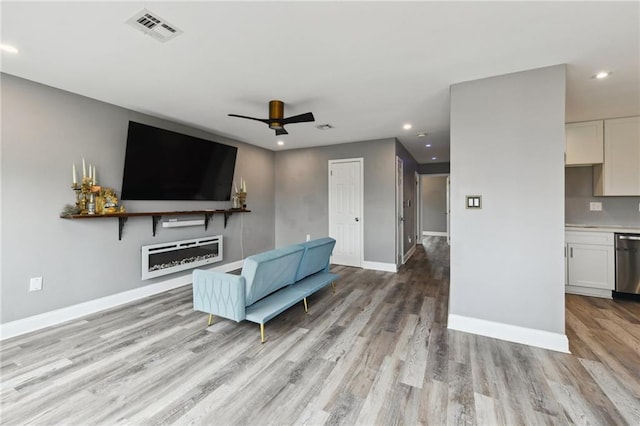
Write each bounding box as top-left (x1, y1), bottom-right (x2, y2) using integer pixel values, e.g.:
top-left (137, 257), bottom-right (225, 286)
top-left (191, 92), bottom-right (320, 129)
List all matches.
top-left (274, 138), bottom-right (396, 264)
top-left (1, 74), bottom-right (275, 323)
top-left (396, 141), bottom-right (419, 255)
top-left (449, 65), bottom-right (566, 334)
top-left (566, 166), bottom-right (640, 227)
top-left (421, 175), bottom-right (448, 233)
top-left (418, 162), bottom-right (450, 174)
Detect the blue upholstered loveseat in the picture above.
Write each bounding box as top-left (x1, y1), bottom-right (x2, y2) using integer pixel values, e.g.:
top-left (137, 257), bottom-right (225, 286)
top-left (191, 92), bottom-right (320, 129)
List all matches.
top-left (192, 237), bottom-right (338, 342)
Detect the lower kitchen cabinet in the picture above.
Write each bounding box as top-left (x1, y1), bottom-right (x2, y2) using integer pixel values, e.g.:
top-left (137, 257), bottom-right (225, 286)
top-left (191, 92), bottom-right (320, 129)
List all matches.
top-left (565, 231), bottom-right (614, 298)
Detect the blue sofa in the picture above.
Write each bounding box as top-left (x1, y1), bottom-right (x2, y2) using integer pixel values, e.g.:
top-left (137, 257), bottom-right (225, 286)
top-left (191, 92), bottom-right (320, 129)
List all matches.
top-left (192, 237), bottom-right (338, 342)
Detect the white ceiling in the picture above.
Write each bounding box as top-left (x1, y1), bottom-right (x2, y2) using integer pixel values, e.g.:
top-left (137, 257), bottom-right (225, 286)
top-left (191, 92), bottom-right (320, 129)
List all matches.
top-left (2, 1), bottom-right (639, 164)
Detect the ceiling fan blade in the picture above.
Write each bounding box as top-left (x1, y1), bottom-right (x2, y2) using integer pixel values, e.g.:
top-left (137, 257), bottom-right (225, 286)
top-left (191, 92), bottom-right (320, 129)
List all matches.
top-left (282, 112), bottom-right (315, 124)
top-left (275, 127), bottom-right (289, 136)
top-left (228, 114), bottom-right (270, 124)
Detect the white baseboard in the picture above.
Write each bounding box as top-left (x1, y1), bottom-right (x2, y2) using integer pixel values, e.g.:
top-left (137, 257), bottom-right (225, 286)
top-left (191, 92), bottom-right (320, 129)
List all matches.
top-left (447, 313), bottom-right (570, 353)
top-left (0, 260), bottom-right (244, 341)
top-left (402, 244), bottom-right (416, 264)
top-left (422, 231), bottom-right (447, 237)
top-left (362, 261), bottom-right (397, 273)
top-left (565, 285), bottom-right (612, 299)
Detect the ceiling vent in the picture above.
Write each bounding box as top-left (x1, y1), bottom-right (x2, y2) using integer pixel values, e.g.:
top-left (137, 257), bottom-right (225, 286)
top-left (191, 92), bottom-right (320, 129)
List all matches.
top-left (316, 124), bottom-right (334, 130)
top-left (126, 9), bottom-right (183, 43)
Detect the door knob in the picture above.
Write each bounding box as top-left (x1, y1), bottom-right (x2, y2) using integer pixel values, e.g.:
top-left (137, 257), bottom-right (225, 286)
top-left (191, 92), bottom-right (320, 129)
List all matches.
top-left (355, 217), bottom-right (360, 222)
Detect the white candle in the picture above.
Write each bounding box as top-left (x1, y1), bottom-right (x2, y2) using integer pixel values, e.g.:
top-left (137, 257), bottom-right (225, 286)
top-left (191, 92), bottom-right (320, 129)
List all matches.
top-left (93, 166), bottom-right (97, 184)
top-left (234, 182), bottom-right (238, 193)
top-left (82, 158), bottom-right (86, 178)
top-left (72, 163), bottom-right (77, 185)
top-left (89, 164), bottom-right (92, 179)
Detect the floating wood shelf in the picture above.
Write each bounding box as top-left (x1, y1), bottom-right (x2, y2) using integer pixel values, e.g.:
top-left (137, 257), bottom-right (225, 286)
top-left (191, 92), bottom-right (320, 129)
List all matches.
top-left (60, 209), bottom-right (251, 240)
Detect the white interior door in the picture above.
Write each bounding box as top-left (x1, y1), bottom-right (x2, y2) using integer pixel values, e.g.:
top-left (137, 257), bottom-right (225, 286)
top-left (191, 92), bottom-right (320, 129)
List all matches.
top-left (329, 159), bottom-right (363, 267)
top-left (446, 175), bottom-right (451, 245)
top-left (397, 157), bottom-right (404, 266)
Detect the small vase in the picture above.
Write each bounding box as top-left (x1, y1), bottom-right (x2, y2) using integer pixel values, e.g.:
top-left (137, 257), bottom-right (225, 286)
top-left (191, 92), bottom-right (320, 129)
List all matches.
top-left (87, 193), bottom-right (96, 214)
top-left (232, 194), bottom-right (241, 209)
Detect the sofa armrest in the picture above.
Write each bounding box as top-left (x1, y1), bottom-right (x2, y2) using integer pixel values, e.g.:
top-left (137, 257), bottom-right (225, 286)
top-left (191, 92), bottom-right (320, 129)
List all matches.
top-left (192, 269), bottom-right (246, 322)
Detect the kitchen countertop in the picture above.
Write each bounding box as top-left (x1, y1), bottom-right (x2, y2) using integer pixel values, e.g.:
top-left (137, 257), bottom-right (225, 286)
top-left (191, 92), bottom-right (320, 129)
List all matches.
top-left (566, 224), bottom-right (640, 234)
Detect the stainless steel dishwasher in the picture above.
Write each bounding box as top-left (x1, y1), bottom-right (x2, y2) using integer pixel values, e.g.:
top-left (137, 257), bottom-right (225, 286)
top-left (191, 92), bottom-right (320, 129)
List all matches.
top-left (614, 234), bottom-right (640, 299)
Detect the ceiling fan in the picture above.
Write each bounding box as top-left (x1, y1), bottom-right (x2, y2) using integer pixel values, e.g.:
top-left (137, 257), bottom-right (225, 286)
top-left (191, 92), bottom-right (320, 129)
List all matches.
top-left (228, 100), bottom-right (315, 135)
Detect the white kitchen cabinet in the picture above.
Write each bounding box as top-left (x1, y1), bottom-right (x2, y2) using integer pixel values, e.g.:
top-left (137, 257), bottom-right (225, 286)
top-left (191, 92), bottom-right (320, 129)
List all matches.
top-left (565, 231), bottom-right (614, 298)
top-left (593, 116), bottom-right (640, 196)
top-left (565, 120), bottom-right (603, 165)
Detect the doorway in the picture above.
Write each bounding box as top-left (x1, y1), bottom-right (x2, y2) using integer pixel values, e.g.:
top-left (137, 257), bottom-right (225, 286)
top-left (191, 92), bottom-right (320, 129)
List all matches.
top-left (420, 174), bottom-right (450, 243)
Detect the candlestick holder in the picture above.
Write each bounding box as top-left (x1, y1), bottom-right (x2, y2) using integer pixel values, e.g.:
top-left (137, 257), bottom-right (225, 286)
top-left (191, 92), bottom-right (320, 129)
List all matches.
top-left (71, 177), bottom-right (95, 214)
top-left (238, 191), bottom-right (247, 209)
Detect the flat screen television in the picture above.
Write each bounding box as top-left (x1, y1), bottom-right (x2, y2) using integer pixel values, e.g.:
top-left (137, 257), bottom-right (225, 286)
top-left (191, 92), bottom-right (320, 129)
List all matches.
top-left (121, 121), bottom-right (238, 201)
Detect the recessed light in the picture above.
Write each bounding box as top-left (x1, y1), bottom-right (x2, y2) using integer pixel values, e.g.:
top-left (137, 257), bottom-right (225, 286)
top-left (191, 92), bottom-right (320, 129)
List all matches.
top-left (277, 140), bottom-right (284, 146)
top-left (417, 132), bottom-right (428, 137)
top-left (594, 71), bottom-right (611, 79)
top-left (425, 144), bottom-right (431, 148)
top-left (0, 44), bottom-right (19, 54)
top-left (403, 123), bottom-right (412, 130)
top-left (431, 157), bottom-right (437, 160)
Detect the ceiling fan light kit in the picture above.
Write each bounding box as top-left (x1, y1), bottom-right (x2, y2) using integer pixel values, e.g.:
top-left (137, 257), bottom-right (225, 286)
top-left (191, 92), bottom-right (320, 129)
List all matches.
top-left (229, 100), bottom-right (315, 135)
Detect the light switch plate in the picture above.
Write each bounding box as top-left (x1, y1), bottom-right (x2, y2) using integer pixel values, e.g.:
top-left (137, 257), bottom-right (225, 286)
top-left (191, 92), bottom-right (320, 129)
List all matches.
top-left (589, 202), bottom-right (602, 211)
top-left (466, 195), bottom-right (482, 209)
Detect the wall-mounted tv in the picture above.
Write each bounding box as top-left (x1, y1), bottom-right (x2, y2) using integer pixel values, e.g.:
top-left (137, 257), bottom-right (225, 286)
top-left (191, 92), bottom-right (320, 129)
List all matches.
top-left (121, 121), bottom-right (238, 201)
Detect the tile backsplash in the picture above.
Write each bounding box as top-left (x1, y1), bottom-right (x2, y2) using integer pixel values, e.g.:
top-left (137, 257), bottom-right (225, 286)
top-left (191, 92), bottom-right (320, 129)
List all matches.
top-left (565, 166), bottom-right (640, 227)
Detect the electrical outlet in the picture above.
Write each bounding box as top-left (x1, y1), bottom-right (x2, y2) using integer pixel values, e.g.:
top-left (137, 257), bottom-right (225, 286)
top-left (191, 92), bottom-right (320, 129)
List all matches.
top-left (306, 234), bottom-right (311, 242)
top-left (29, 277), bottom-right (43, 292)
top-left (589, 202), bottom-right (602, 211)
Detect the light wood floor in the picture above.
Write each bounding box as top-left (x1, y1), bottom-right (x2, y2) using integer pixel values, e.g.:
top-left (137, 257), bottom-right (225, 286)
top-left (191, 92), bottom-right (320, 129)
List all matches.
top-left (1, 237), bottom-right (639, 425)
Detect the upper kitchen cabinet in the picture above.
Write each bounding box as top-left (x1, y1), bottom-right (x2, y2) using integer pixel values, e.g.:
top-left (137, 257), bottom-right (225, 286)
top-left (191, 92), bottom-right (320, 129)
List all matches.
top-left (565, 120), bottom-right (603, 165)
top-left (594, 116), bottom-right (640, 196)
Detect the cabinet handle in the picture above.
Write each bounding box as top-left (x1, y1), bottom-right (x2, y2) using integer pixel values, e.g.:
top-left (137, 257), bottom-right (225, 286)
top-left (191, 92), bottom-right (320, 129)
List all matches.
top-left (570, 247), bottom-right (573, 258)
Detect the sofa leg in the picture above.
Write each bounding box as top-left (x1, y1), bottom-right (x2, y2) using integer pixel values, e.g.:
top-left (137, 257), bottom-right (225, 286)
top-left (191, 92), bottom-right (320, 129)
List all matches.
top-left (260, 323), bottom-right (265, 343)
top-left (207, 314), bottom-right (214, 326)
top-left (303, 297), bottom-right (308, 313)
top-left (331, 282), bottom-right (336, 294)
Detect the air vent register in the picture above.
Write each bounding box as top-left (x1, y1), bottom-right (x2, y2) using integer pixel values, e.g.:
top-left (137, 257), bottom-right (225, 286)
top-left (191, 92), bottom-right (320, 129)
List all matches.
top-left (126, 9), bottom-right (183, 43)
